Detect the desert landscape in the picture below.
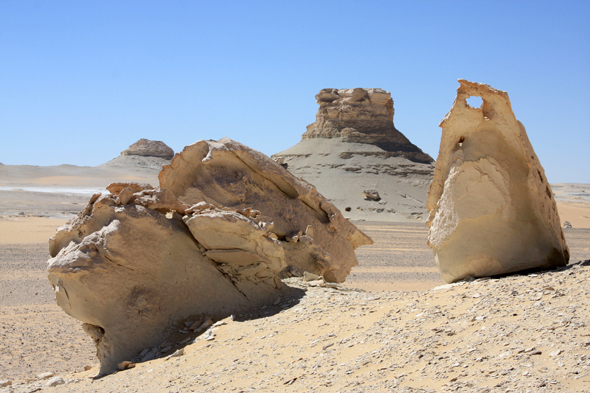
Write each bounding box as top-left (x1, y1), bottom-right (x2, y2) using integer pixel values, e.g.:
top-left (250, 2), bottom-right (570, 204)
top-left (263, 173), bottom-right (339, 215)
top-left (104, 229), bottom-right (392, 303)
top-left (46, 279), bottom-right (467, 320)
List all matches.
top-left (1, 83), bottom-right (590, 392)
top-left (1, 216), bottom-right (589, 392)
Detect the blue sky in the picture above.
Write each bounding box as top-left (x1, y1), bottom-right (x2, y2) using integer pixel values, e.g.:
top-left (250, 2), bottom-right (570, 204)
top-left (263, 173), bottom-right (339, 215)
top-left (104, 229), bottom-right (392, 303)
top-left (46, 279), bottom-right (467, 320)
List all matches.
top-left (1, 1), bottom-right (589, 182)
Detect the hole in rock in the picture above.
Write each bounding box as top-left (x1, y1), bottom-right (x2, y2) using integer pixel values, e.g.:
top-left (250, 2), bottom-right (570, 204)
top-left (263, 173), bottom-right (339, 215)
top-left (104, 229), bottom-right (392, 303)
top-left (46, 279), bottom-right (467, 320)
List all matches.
top-left (466, 96), bottom-right (483, 108)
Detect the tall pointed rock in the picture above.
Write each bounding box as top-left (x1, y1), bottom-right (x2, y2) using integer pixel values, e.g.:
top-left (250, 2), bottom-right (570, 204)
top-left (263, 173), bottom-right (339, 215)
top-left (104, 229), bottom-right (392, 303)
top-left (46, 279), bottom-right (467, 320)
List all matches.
top-left (426, 80), bottom-right (569, 283)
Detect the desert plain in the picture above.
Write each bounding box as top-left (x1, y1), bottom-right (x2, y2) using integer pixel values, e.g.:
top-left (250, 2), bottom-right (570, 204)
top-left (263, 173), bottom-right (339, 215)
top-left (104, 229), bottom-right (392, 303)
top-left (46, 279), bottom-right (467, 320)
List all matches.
top-left (0, 159), bottom-right (589, 393)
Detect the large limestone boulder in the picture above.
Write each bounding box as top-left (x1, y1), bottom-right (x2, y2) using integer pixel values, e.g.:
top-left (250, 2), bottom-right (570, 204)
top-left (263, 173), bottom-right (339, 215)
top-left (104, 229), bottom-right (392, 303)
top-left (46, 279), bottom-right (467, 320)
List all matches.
top-left (160, 138), bottom-right (372, 282)
top-left (48, 139), bottom-right (372, 375)
top-left (426, 80), bottom-right (569, 283)
top-left (47, 188), bottom-right (280, 376)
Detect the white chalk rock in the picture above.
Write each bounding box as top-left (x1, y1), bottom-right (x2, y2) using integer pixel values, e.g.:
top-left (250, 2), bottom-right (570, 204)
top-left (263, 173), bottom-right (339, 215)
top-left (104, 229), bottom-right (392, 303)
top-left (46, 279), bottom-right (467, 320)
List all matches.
top-left (426, 80), bottom-right (569, 283)
top-left (45, 376), bottom-right (65, 387)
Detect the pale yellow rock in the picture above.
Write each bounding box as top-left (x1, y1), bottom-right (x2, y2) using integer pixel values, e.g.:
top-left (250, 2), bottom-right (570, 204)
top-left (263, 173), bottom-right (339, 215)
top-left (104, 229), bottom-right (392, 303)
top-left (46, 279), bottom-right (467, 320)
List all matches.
top-left (47, 189), bottom-right (282, 376)
top-left (159, 138), bottom-right (373, 282)
top-left (47, 138), bottom-right (371, 377)
top-left (117, 361), bottom-right (135, 371)
top-left (426, 80), bottom-right (569, 283)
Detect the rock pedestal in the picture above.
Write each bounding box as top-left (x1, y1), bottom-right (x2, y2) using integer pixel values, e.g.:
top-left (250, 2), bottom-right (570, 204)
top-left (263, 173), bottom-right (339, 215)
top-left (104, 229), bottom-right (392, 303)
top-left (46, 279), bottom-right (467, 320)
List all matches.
top-left (101, 139), bottom-right (174, 170)
top-left (426, 80), bottom-right (569, 283)
top-left (302, 88), bottom-right (432, 161)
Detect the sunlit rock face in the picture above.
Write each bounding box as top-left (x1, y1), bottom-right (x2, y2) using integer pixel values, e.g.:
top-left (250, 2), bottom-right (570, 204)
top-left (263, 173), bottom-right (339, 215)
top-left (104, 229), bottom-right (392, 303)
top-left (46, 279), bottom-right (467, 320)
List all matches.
top-left (426, 80), bottom-right (569, 283)
top-left (273, 88), bottom-right (435, 222)
top-left (302, 88), bottom-right (432, 162)
top-left (47, 138), bottom-right (372, 375)
top-left (159, 138), bottom-right (373, 283)
top-left (47, 188), bottom-right (269, 376)
top-left (122, 138), bottom-right (174, 159)
top-left (100, 139), bottom-right (174, 170)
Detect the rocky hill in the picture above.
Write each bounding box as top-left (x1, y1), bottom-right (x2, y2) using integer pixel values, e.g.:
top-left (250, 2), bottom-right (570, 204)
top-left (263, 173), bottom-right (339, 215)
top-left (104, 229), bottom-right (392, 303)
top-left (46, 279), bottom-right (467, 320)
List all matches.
top-left (273, 88), bottom-right (435, 222)
top-left (100, 139), bottom-right (174, 170)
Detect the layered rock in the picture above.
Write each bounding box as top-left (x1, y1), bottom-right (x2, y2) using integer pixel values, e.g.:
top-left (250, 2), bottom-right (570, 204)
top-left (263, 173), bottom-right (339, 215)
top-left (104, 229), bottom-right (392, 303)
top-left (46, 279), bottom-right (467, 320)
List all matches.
top-left (273, 88), bottom-right (435, 222)
top-left (122, 139), bottom-right (174, 159)
top-left (159, 138), bottom-right (372, 282)
top-left (48, 138), bottom-right (372, 375)
top-left (48, 189), bottom-right (259, 376)
top-left (302, 88), bottom-right (433, 163)
top-left (101, 139), bottom-right (174, 170)
top-left (426, 80), bottom-right (569, 283)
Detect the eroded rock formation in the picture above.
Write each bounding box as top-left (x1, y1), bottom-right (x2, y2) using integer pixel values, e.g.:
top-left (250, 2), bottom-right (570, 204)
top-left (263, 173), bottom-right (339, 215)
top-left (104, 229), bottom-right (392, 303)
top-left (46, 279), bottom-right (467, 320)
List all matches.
top-left (302, 88), bottom-right (432, 163)
top-left (273, 88), bottom-right (435, 222)
top-left (48, 138), bottom-right (372, 375)
top-left (159, 138), bottom-right (371, 282)
top-left (426, 80), bottom-right (569, 283)
top-left (100, 139), bottom-right (174, 170)
top-left (122, 138), bottom-right (174, 159)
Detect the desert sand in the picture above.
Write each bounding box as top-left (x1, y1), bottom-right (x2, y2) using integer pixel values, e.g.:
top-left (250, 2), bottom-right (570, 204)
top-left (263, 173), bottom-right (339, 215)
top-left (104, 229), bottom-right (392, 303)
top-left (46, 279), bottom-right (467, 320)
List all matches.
top-left (1, 161), bottom-right (589, 391)
top-left (1, 211), bottom-right (589, 391)
top-left (553, 183), bottom-right (590, 229)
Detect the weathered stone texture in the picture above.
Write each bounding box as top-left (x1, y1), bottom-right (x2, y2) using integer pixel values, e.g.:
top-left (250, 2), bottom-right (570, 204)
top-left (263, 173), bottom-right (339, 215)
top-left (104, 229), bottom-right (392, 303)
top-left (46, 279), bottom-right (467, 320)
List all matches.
top-left (121, 138), bottom-right (174, 159)
top-left (160, 138), bottom-right (372, 282)
top-left (272, 88), bottom-right (435, 222)
top-left (426, 80), bottom-right (569, 283)
top-left (47, 138), bottom-right (371, 375)
top-left (302, 88), bottom-right (432, 163)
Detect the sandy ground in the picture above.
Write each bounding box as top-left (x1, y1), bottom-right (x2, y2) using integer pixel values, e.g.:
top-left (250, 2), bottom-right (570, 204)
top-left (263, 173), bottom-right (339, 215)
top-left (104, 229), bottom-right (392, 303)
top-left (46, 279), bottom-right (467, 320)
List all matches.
top-left (0, 218), bottom-right (67, 244)
top-left (0, 163), bottom-right (161, 188)
top-left (2, 257), bottom-right (590, 392)
top-left (0, 217), bottom-right (589, 390)
top-left (0, 169), bottom-right (589, 391)
top-left (556, 202), bottom-right (590, 229)
top-left (553, 183), bottom-right (590, 229)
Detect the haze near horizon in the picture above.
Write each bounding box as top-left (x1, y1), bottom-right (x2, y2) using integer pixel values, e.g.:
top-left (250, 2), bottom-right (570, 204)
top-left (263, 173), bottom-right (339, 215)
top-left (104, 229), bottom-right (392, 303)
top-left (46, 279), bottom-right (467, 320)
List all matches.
top-left (1, 0), bottom-right (589, 183)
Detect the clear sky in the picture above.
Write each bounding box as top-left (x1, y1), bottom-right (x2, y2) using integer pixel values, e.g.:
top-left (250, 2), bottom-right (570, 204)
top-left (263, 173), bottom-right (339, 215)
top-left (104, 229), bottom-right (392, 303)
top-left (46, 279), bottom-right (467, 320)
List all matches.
top-left (1, 1), bottom-right (589, 183)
